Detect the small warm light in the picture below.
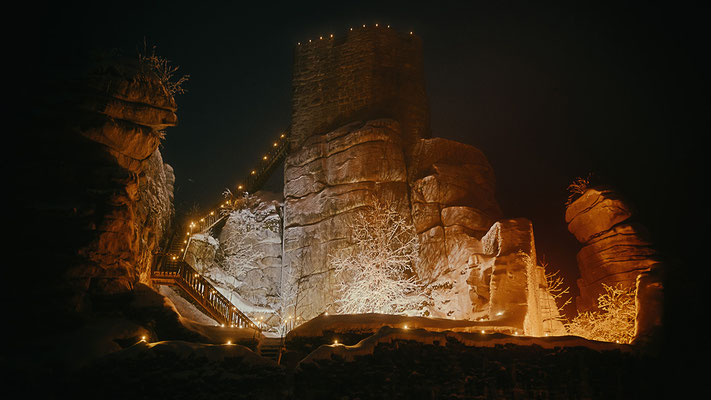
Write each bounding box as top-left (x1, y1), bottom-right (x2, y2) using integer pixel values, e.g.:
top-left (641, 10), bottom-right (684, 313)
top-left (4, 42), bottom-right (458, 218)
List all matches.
top-left (387, 25), bottom-right (390, 28)
top-left (350, 27), bottom-right (353, 31)
top-left (403, 325), bottom-right (408, 330)
top-left (183, 240), bottom-right (187, 243)
top-left (362, 24), bottom-right (366, 27)
top-left (263, 155), bottom-right (268, 160)
top-left (330, 34), bottom-right (333, 38)
top-left (375, 23), bottom-right (378, 27)
top-left (309, 39), bottom-right (312, 43)
top-left (210, 211), bottom-right (214, 215)
top-left (251, 170), bottom-right (256, 175)
top-left (238, 185), bottom-right (243, 190)
top-left (481, 330), bottom-right (486, 334)
top-left (141, 335), bottom-right (147, 342)
top-left (297, 42), bottom-right (301, 45)
top-left (319, 36), bottom-right (323, 40)
top-left (280, 133), bottom-right (285, 138)
top-left (410, 31), bottom-right (413, 35)
top-left (226, 340), bottom-right (232, 345)
top-left (496, 311), bottom-right (504, 316)
top-left (273, 142), bottom-right (278, 147)
top-left (333, 339), bottom-right (339, 345)
top-left (324, 311), bottom-right (328, 316)
top-left (221, 324), bottom-right (225, 328)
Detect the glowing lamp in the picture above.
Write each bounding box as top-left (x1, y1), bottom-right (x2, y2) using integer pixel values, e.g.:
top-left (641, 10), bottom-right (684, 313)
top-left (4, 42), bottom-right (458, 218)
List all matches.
top-left (403, 325), bottom-right (408, 330)
top-left (226, 340), bottom-right (232, 345)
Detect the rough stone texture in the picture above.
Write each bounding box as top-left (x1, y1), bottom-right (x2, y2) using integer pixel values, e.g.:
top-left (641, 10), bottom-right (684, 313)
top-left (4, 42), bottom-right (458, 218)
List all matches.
top-left (407, 138), bottom-right (502, 320)
top-left (473, 219), bottom-right (566, 336)
top-left (290, 26), bottom-right (429, 153)
top-left (216, 194), bottom-right (283, 310)
top-left (20, 54), bottom-right (177, 317)
top-left (634, 263), bottom-right (665, 344)
top-left (181, 192), bottom-right (284, 330)
top-left (283, 119), bottom-right (412, 320)
top-left (566, 188), bottom-right (662, 312)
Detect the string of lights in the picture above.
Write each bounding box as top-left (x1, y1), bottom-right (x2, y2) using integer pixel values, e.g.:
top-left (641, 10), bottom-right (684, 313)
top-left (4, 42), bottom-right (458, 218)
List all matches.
top-left (297, 23), bottom-right (413, 46)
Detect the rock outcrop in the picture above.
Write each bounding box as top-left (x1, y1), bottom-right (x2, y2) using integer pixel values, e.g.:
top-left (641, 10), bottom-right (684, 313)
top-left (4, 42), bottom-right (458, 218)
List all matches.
top-left (283, 119), bottom-right (412, 319)
top-left (408, 138), bottom-right (502, 319)
top-left (565, 188), bottom-right (661, 312)
top-left (20, 52), bottom-right (177, 317)
top-left (182, 192), bottom-right (284, 329)
top-left (474, 219), bottom-right (566, 336)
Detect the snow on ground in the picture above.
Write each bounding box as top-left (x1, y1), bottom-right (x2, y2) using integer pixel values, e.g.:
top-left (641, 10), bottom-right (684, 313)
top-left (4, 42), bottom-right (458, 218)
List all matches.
top-left (113, 340), bottom-right (276, 366)
top-left (288, 313), bottom-right (523, 338)
top-left (299, 325), bottom-right (631, 365)
top-left (157, 285), bottom-right (263, 344)
top-left (158, 285), bottom-right (218, 326)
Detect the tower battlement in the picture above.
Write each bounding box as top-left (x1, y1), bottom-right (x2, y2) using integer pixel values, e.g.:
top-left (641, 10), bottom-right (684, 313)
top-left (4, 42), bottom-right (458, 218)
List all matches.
top-left (290, 25), bottom-right (430, 151)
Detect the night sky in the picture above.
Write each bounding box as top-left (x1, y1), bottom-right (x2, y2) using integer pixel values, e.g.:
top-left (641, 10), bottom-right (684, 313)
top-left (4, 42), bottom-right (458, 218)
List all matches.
top-left (23, 1), bottom-right (702, 316)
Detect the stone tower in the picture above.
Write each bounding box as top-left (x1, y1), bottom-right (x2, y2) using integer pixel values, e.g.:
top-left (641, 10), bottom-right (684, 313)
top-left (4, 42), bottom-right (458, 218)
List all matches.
top-left (289, 26), bottom-right (430, 153)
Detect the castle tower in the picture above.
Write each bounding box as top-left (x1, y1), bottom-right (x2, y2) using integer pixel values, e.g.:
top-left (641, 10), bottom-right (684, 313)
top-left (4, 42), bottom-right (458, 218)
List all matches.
top-left (289, 25), bottom-right (430, 153)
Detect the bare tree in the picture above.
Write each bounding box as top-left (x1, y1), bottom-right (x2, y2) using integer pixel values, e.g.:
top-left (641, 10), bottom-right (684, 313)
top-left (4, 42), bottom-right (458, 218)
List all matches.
top-left (218, 209), bottom-right (265, 284)
top-left (542, 263), bottom-right (573, 318)
top-left (566, 284), bottom-right (637, 344)
top-left (330, 197), bottom-right (428, 315)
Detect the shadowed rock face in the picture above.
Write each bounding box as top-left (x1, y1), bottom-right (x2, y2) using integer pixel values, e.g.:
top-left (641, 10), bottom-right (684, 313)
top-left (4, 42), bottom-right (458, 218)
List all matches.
top-left (18, 54), bottom-right (176, 319)
top-left (566, 188), bottom-right (662, 312)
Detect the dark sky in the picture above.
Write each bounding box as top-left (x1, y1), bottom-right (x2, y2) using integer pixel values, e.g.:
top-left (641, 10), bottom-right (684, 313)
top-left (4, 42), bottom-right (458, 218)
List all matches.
top-left (24, 1), bottom-right (703, 316)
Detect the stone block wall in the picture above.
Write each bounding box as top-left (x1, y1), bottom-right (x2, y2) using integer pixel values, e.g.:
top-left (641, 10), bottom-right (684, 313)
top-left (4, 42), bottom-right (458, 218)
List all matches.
top-left (290, 26), bottom-right (430, 153)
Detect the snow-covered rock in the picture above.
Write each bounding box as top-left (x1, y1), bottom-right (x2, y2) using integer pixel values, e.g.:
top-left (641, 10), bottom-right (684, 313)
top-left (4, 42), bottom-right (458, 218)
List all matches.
top-left (183, 191), bottom-right (284, 330)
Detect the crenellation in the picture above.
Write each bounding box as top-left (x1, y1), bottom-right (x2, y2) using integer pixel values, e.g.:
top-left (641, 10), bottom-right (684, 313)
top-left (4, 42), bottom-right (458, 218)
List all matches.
top-left (290, 26), bottom-right (430, 154)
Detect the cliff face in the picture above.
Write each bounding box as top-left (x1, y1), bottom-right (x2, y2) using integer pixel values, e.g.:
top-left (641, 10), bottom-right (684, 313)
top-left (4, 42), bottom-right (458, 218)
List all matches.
top-left (565, 188), bottom-right (661, 312)
top-left (281, 117), bottom-right (564, 334)
top-left (283, 119), bottom-right (412, 319)
top-left (19, 53), bottom-right (177, 318)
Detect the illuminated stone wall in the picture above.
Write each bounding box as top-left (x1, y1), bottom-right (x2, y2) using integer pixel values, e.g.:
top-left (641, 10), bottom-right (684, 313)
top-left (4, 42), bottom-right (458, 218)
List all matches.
top-left (290, 26), bottom-right (430, 153)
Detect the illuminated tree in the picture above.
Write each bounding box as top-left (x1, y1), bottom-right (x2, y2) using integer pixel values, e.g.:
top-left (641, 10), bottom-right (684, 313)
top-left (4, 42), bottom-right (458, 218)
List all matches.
top-left (542, 262), bottom-right (572, 320)
top-left (331, 197), bottom-right (427, 315)
top-left (566, 284), bottom-right (637, 344)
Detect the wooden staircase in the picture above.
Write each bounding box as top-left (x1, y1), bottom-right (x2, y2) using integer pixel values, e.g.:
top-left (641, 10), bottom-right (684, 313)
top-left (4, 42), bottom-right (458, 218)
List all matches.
top-left (150, 128), bottom-right (292, 339)
top-left (257, 336), bottom-right (284, 363)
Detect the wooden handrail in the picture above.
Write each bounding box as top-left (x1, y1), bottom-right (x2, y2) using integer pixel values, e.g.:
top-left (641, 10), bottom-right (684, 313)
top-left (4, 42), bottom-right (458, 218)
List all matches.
top-left (152, 259), bottom-right (259, 330)
top-left (151, 127), bottom-right (291, 332)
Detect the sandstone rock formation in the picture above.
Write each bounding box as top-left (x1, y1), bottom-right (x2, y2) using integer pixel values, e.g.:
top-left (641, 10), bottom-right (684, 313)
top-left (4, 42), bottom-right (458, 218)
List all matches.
top-left (182, 192), bottom-right (284, 329)
top-left (283, 119), bottom-right (412, 319)
top-left (565, 188), bottom-right (661, 312)
top-left (19, 52), bottom-right (177, 317)
top-left (408, 138), bottom-right (502, 319)
top-left (475, 219), bottom-right (566, 336)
